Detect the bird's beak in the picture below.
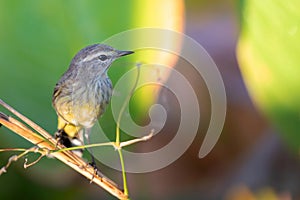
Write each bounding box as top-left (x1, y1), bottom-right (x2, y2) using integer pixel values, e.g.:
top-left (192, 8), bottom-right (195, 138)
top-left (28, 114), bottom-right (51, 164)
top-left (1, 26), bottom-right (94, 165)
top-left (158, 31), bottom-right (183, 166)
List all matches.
top-left (116, 50), bottom-right (134, 57)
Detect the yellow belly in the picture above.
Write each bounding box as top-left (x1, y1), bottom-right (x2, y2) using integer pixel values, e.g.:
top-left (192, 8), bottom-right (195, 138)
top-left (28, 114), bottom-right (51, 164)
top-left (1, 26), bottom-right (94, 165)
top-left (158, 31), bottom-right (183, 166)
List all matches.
top-left (56, 102), bottom-right (101, 138)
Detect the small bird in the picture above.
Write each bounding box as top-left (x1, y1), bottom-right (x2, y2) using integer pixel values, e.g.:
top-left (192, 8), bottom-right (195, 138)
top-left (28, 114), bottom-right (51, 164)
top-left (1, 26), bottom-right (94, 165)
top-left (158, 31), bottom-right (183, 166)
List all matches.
top-left (52, 44), bottom-right (134, 162)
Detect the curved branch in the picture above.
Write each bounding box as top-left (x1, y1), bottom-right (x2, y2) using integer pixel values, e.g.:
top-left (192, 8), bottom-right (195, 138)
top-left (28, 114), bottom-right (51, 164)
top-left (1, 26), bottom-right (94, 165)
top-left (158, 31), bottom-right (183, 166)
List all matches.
top-left (0, 99), bottom-right (128, 200)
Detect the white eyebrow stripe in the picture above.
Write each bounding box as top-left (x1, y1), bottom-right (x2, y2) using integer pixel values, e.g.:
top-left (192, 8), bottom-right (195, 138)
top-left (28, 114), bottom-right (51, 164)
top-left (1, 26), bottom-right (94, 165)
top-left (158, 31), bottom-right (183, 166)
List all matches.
top-left (81, 52), bottom-right (106, 62)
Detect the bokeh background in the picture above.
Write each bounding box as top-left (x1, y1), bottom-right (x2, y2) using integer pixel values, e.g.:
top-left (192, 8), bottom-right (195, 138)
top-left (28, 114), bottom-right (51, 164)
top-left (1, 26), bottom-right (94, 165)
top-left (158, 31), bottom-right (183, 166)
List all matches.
top-left (0, 0), bottom-right (299, 199)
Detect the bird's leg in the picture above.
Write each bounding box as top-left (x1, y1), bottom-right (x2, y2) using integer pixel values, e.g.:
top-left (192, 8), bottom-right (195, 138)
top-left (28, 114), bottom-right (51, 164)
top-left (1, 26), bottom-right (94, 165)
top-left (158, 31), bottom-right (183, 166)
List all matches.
top-left (84, 128), bottom-right (94, 162)
top-left (84, 128), bottom-right (103, 177)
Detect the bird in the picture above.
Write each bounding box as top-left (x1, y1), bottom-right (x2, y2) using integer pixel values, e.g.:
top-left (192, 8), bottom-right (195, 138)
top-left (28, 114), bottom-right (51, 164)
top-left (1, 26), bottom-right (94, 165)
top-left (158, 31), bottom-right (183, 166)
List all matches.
top-left (52, 43), bottom-right (134, 164)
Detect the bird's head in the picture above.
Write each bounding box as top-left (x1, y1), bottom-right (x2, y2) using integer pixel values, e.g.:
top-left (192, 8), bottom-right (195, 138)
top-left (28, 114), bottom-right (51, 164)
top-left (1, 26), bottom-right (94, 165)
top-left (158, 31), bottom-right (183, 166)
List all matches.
top-left (70, 44), bottom-right (134, 77)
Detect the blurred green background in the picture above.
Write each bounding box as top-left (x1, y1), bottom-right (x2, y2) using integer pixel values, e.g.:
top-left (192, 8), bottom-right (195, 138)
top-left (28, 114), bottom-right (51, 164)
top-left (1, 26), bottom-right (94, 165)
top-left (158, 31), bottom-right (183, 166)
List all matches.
top-left (237, 0), bottom-right (300, 152)
top-left (1, 0), bottom-right (300, 199)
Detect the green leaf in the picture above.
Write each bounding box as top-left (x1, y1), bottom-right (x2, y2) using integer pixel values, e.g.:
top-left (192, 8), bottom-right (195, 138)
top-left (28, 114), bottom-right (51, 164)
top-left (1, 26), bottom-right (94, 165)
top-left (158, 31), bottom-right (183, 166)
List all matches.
top-left (237, 0), bottom-right (300, 151)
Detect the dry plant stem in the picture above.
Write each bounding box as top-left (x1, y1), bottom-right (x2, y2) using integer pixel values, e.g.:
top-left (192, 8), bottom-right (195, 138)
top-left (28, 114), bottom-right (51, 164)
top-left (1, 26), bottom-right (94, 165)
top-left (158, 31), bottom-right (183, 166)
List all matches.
top-left (24, 150), bottom-right (46, 169)
top-left (0, 146), bottom-right (47, 175)
top-left (0, 100), bottom-right (128, 200)
top-left (0, 155), bottom-right (18, 174)
top-left (0, 99), bottom-right (55, 144)
top-left (114, 64), bottom-right (141, 196)
top-left (119, 130), bottom-right (154, 149)
top-left (0, 147), bottom-right (47, 175)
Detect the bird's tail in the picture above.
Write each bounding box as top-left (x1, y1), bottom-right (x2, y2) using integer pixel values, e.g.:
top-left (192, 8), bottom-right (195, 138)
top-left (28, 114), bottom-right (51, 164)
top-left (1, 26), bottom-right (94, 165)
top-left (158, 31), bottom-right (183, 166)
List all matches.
top-left (55, 129), bottom-right (83, 157)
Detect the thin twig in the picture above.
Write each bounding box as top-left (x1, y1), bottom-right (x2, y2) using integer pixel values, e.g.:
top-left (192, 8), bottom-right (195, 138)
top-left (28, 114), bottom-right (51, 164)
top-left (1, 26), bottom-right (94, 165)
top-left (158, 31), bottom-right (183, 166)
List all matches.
top-left (0, 155), bottom-right (18, 175)
top-left (115, 62), bottom-right (142, 146)
top-left (24, 152), bottom-right (46, 169)
top-left (0, 100), bottom-right (128, 200)
top-left (0, 146), bottom-right (47, 175)
top-left (115, 63), bottom-right (142, 196)
top-left (119, 130), bottom-right (154, 149)
top-left (0, 99), bottom-right (55, 144)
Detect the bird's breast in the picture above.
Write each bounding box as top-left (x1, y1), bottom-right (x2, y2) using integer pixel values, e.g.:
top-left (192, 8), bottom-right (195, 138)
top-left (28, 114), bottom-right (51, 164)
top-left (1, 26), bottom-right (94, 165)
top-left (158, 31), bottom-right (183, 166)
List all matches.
top-left (55, 77), bottom-right (112, 128)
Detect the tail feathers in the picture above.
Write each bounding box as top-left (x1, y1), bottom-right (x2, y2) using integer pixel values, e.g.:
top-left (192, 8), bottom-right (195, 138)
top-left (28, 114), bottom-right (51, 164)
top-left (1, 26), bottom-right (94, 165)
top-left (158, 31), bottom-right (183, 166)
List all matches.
top-left (55, 130), bottom-right (83, 157)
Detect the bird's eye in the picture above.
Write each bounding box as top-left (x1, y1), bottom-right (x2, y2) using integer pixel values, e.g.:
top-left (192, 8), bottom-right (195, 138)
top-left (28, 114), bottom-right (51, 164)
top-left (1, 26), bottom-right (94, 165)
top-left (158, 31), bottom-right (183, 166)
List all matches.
top-left (98, 54), bottom-right (108, 61)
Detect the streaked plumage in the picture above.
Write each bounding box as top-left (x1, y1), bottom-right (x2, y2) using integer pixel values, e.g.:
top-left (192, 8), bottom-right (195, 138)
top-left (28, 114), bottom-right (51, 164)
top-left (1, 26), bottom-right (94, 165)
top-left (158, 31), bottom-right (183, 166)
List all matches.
top-left (52, 44), bottom-right (133, 152)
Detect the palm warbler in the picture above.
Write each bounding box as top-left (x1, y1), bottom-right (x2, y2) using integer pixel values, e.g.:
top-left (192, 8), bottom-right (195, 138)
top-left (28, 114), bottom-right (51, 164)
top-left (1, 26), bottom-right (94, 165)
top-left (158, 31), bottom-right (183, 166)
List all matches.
top-left (52, 44), bottom-right (133, 157)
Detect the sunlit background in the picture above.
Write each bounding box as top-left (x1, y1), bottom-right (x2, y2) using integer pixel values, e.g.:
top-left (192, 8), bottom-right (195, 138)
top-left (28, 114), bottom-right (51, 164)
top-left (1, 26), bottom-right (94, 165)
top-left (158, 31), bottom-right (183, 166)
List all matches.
top-left (0, 0), bottom-right (299, 199)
